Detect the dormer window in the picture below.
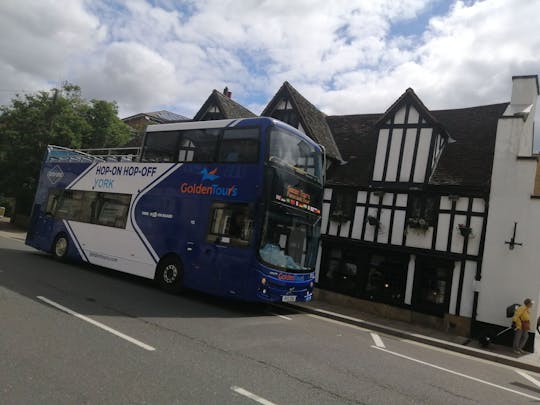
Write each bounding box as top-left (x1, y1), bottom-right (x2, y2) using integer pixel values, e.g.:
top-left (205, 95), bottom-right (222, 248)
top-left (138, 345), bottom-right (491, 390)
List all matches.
top-left (271, 99), bottom-right (299, 128)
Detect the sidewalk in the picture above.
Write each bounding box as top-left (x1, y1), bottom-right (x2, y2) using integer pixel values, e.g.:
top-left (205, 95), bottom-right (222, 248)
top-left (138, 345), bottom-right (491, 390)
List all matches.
top-left (2, 216), bottom-right (540, 372)
top-left (286, 298), bottom-right (540, 373)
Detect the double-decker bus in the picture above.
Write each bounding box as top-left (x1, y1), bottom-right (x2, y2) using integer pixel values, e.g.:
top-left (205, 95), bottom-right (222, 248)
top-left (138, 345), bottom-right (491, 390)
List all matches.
top-left (26, 117), bottom-right (324, 302)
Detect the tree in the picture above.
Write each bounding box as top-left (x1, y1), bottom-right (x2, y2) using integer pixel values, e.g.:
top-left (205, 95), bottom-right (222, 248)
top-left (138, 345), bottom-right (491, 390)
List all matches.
top-left (0, 83), bottom-right (131, 219)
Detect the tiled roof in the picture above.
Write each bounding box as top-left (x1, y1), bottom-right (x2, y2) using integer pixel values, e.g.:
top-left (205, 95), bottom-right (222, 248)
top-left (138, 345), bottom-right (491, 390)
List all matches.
top-left (122, 110), bottom-right (189, 123)
top-left (326, 102), bottom-right (509, 192)
top-left (325, 114), bottom-right (381, 187)
top-left (429, 103), bottom-right (509, 190)
top-left (193, 90), bottom-right (256, 120)
top-left (262, 82), bottom-right (343, 162)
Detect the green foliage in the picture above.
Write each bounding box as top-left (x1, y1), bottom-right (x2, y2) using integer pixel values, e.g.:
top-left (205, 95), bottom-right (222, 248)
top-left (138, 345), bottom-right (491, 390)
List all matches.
top-left (0, 82), bottom-right (131, 215)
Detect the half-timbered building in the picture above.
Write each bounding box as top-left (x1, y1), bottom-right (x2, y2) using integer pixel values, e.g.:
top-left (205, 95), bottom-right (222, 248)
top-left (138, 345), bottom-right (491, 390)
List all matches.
top-left (258, 75), bottom-right (539, 348)
top-left (185, 76), bottom-right (540, 347)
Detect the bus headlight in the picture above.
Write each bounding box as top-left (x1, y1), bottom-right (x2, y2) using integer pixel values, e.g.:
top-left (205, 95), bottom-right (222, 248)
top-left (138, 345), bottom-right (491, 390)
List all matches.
top-left (309, 281), bottom-right (314, 289)
top-left (262, 289), bottom-right (267, 295)
top-left (261, 277), bottom-right (267, 285)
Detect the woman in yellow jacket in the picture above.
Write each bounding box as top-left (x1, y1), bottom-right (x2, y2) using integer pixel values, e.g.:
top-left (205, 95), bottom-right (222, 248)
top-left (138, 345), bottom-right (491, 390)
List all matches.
top-left (513, 298), bottom-right (534, 354)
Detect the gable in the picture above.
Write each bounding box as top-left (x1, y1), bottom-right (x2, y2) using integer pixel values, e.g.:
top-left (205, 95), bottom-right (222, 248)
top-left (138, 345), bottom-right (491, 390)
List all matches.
top-left (371, 90), bottom-right (448, 185)
top-left (262, 82), bottom-right (342, 162)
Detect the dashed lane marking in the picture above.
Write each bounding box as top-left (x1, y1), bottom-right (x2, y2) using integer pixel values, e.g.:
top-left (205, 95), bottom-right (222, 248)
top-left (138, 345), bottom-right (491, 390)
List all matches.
top-left (37, 296), bottom-right (155, 351)
top-left (231, 386), bottom-right (277, 405)
top-left (269, 312), bottom-right (292, 320)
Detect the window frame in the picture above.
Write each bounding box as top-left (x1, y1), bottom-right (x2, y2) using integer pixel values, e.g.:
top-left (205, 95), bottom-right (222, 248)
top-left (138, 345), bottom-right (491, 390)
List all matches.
top-left (330, 189), bottom-right (356, 222)
top-left (142, 126), bottom-right (261, 164)
top-left (46, 189), bottom-right (132, 229)
top-left (406, 193), bottom-right (439, 226)
top-left (206, 202), bottom-right (254, 247)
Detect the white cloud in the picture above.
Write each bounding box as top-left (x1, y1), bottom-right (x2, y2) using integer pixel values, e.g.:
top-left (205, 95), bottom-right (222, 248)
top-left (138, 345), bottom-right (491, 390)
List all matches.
top-left (0, 0), bottom-right (538, 144)
top-left (0, 0), bottom-right (105, 101)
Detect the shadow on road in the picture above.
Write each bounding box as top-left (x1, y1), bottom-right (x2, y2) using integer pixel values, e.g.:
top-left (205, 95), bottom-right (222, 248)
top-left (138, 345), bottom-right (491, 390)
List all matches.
top-left (0, 244), bottom-right (298, 320)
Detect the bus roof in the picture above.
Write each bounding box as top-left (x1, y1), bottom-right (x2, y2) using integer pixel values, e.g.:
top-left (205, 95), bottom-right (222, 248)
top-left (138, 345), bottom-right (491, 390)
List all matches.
top-left (146, 117), bottom-right (322, 151)
top-left (146, 118), bottom-right (255, 132)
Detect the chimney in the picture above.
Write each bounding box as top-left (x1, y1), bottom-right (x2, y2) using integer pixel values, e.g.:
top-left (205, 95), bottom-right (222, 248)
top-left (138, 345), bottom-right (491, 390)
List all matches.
top-left (223, 86), bottom-right (232, 98)
top-left (502, 75), bottom-right (539, 157)
top-left (510, 75), bottom-right (539, 106)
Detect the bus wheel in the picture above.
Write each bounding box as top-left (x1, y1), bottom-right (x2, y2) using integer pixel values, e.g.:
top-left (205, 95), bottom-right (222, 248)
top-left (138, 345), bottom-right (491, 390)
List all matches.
top-left (156, 256), bottom-right (183, 293)
top-left (52, 233), bottom-right (69, 260)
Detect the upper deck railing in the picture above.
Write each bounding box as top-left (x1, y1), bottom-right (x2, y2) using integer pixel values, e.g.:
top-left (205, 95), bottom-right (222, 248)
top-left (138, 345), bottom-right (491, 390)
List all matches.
top-left (46, 145), bottom-right (141, 163)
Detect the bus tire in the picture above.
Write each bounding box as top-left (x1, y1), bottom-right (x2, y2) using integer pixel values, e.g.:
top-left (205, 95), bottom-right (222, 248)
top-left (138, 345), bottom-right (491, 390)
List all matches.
top-left (156, 256), bottom-right (184, 293)
top-left (52, 233), bottom-right (69, 260)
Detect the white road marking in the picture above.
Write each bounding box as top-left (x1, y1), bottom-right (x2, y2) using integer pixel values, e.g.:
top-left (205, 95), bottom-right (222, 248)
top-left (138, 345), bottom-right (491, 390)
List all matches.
top-left (310, 307), bottom-right (366, 323)
top-left (231, 386), bottom-right (277, 405)
top-left (370, 333), bottom-right (385, 348)
top-left (37, 296), bottom-right (155, 351)
top-left (516, 370), bottom-right (540, 387)
top-left (269, 312), bottom-right (292, 320)
top-left (306, 314), bottom-right (371, 332)
top-left (372, 345), bottom-right (540, 401)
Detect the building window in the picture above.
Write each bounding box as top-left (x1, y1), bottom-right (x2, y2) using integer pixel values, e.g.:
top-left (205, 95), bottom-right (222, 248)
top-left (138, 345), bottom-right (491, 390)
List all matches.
top-left (319, 247), bottom-right (365, 296)
top-left (271, 99), bottom-right (299, 128)
top-left (330, 190), bottom-right (355, 222)
top-left (412, 258), bottom-right (453, 316)
top-left (319, 246), bottom-right (407, 304)
top-left (407, 194), bottom-right (438, 226)
top-left (364, 254), bottom-right (407, 305)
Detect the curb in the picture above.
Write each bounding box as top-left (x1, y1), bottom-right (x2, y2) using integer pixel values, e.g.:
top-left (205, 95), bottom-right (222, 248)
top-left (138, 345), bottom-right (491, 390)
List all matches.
top-left (283, 302), bottom-right (540, 374)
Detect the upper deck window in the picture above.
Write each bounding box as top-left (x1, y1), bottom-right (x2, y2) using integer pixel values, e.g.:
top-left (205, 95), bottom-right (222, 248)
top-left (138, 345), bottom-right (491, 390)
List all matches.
top-left (141, 131), bottom-right (179, 163)
top-left (141, 127), bottom-right (259, 164)
top-left (177, 129), bottom-right (220, 162)
top-left (218, 128), bottom-right (259, 162)
top-left (268, 128), bottom-right (322, 183)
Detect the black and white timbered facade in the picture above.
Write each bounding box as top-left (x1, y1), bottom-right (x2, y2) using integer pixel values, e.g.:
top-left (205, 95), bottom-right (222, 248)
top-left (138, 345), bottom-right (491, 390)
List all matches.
top-left (259, 76), bottom-right (540, 347)
top-left (188, 76), bottom-right (539, 347)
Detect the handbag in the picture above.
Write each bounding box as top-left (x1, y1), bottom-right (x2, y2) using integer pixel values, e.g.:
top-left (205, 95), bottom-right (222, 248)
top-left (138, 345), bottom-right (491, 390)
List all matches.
top-left (522, 319), bottom-right (531, 331)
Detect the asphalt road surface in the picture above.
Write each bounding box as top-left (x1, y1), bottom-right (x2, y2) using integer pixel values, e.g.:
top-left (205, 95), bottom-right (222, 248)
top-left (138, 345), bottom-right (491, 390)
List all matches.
top-left (2, 235), bottom-right (540, 404)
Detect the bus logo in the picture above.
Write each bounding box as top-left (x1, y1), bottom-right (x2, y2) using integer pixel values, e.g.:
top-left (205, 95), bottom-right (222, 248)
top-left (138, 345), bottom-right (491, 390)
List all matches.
top-left (200, 167), bottom-right (219, 182)
top-left (47, 165), bottom-right (64, 185)
top-left (180, 167), bottom-right (238, 197)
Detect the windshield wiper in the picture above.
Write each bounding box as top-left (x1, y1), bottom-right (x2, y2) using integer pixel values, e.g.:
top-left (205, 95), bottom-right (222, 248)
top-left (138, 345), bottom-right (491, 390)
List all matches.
top-left (269, 156), bottom-right (320, 183)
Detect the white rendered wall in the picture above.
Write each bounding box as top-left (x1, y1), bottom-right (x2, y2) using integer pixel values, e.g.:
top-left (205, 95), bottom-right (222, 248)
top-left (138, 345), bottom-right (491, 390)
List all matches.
top-left (477, 109), bottom-right (540, 329)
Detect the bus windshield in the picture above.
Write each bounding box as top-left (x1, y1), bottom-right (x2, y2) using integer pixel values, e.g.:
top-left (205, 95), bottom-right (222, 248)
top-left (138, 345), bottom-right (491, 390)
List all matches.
top-left (258, 205), bottom-right (320, 272)
top-left (268, 128), bottom-right (323, 184)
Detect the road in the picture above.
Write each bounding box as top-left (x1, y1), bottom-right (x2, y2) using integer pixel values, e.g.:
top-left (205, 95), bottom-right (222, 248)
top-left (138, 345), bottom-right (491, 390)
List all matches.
top-left (2, 235), bottom-right (540, 404)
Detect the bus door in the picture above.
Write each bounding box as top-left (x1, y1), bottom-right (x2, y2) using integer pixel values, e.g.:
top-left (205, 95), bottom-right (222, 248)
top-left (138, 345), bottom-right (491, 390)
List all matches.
top-left (203, 202), bottom-right (254, 297)
top-left (181, 200), bottom-right (220, 291)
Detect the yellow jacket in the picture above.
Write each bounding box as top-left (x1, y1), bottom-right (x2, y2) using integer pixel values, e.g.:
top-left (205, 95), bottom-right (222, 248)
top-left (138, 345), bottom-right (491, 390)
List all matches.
top-left (513, 305), bottom-right (531, 330)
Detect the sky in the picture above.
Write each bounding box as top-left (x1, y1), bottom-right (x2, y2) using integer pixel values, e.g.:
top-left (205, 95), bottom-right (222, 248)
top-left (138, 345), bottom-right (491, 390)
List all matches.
top-left (1, 0), bottom-right (540, 148)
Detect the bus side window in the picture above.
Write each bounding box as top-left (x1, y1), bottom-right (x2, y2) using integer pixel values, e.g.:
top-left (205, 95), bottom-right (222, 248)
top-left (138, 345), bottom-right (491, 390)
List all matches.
top-left (178, 129), bottom-right (219, 163)
top-left (142, 131), bottom-right (180, 162)
top-left (218, 128), bottom-right (259, 163)
top-left (94, 193), bottom-right (131, 229)
top-left (46, 189), bottom-right (62, 215)
top-left (206, 202), bottom-right (252, 246)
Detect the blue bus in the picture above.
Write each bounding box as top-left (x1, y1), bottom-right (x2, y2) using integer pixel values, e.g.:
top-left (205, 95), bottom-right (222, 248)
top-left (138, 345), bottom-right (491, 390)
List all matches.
top-left (26, 117), bottom-right (325, 302)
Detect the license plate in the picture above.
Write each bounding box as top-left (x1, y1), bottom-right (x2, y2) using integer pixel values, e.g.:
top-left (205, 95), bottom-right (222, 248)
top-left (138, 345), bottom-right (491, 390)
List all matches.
top-left (282, 295), bottom-right (296, 302)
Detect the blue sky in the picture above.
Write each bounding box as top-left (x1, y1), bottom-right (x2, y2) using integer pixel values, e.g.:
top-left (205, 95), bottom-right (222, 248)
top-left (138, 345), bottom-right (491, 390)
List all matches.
top-left (1, 0), bottom-right (539, 148)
